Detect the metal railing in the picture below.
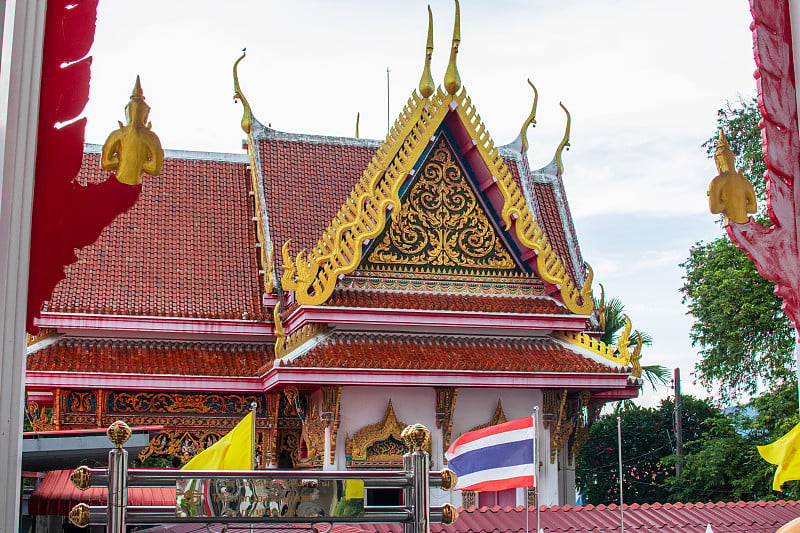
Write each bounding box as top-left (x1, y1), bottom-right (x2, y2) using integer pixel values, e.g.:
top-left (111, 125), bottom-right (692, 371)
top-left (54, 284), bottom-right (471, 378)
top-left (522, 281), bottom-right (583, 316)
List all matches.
top-left (68, 421), bottom-right (458, 533)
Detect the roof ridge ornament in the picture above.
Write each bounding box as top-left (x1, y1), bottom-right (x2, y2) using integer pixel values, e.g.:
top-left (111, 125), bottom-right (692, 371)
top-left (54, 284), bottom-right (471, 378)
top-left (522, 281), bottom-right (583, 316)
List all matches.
top-left (101, 76), bottom-right (164, 186)
top-left (555, 102), bottom-right (571, 174)
top-left (355, 112), bottom-right (360, 138)
top-left (233, 49), bottom-right (253, 134)
top-left (418, 5), bottom-right (436, 99)
top-left (708, 129), bottom-right (756, 224)
top-left (519, 79), bottom-right (539, 153)
top-left (443, 0), bottom-right (461, 95)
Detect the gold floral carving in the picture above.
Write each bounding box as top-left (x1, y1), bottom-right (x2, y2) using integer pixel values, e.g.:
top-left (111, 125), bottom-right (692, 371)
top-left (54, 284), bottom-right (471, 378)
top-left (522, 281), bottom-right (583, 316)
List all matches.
top-left (569, 391), bottom-right (592, 465)
top-left (346, 400), bottom-right (428, 467)
top-left (321, 386), bottom-right (342, 465)
top-left (25, 401), bottom-right (54, 432)
top-left (545, 389), bottom-right (575, 464)
top-left (468, 399), bottom-right (508, 433)
top-left (367, 138), bottom-right (515, 270)
top-left (297, 402), bottom-right (326, 466)
top-left (435, 387), bottom-right (458, 454)
top-left (284, 323), bottom-right (326, 356)
top-left (274, 303), bottom-right (287, 358)
top-left (282, 86), bottom-right (593, 315)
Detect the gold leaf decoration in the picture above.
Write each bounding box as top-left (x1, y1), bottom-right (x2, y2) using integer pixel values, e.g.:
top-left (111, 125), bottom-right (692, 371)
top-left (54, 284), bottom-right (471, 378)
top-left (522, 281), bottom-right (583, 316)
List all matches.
top-left (366, 138), bottom-right (516, 271)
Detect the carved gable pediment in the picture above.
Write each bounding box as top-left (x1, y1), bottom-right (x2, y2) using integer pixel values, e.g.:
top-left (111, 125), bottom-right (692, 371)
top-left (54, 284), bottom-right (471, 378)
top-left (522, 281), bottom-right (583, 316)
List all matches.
top-left (362, 135), bottom-right (521, 277)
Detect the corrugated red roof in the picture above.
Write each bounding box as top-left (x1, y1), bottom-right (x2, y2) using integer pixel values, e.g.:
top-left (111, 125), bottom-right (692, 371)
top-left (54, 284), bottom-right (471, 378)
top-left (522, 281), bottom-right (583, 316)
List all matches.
top-left (355, 501), bottom-right (800, 533)
top-left (286, 289), bottom-right (566, 315)
top-left (256, 135), bottom-right (377, 274)
top-left (28, 469), bottom-right (175, 516)
top-left (42, 150), bottom-right (265, 321)
top-left (280, 334), bottom-right (618, 373)
top-left (27, 338), bottom-right (271, 376)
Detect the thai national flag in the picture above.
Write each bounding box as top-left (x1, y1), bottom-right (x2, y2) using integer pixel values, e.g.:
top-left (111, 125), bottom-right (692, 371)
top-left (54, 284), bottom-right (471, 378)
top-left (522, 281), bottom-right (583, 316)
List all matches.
top-left (445, 416), bottom-right (535, 492)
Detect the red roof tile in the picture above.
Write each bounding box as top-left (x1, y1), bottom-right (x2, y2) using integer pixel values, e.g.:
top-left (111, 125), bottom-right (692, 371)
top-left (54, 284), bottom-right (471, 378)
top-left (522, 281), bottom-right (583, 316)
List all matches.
top-left (42, 150), bottom-right (265, 321)
top-left (27, 338), bottom-right (271, 376)
top-left (29, 469), bottom-right (175, 516)
top-left (355, 500), bottom-right (800, 533)
top-left (257, 136), bottom-right (377, 275)
top-left (532, 181), bottom-right (584, 283)
top-left (281, 334), bottom-right (618, 373)
top-left (319, 289), bottom-right (567, 315)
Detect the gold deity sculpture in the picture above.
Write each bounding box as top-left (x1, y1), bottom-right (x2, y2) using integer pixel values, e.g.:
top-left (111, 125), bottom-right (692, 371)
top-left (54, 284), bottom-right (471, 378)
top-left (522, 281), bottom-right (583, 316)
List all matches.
top-left (707, 130), bottom-right (756, 224)
top-left (101, 76), bottom-right (164, 186)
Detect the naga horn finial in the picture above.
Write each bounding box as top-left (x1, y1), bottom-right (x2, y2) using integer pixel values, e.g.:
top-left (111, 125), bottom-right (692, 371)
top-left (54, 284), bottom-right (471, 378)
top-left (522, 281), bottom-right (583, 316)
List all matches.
top-left (519, 79), bottom-right (539, 153)
top-left (443, 0), bottom-right (461, 95)
top-left (233, 49), bottom-right (253, 135)
top-left (419, 6), bottom-right (435, 99)
top-left (555, 102), bottom-right (571, 175)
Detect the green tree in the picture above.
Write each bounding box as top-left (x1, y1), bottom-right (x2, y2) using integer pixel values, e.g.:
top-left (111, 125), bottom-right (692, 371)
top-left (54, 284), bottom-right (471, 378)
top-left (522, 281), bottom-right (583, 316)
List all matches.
top-left (576, 396), bottom-right (713, 505)
top-left (670, 384), bottom-right (800, 502)
top-left (680, 97), bottom-right (795, 402)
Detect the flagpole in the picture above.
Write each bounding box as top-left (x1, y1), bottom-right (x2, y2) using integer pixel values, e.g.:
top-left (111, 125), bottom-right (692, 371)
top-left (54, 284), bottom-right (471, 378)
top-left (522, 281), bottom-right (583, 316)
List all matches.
top-left (617, 415), bottom-right (624, 533)
top-left (533, 406), bottom-right (540, 533)
top-left (251, 402), bottom-right (258, 470)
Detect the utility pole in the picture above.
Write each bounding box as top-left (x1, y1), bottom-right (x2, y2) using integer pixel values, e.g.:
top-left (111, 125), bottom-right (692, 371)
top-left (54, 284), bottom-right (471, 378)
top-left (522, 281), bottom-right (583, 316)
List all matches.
top-left (674, 367), bottom-right (683, 479)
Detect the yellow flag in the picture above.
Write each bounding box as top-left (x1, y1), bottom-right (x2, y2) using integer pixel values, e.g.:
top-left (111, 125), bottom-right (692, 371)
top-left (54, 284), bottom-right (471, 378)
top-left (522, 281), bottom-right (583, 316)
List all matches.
top-left (183, 412), bottom-right (254, 470)
top-left (758, 422), bottom-right (800, 491)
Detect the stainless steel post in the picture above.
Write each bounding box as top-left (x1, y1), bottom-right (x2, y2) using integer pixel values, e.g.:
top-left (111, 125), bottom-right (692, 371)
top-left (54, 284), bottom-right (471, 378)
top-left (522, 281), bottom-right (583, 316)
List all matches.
top-left (108, 446), bottom-right (128, 533)
top-left (411, 450), bottom-right (430, 533)
top-left (403, 452), bottom-right (413, 533)
top-left (105, 421), bottom-right (132, 533)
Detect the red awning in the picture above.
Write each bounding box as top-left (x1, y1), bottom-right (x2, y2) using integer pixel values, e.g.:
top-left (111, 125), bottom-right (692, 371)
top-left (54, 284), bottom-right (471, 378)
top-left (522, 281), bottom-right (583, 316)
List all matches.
top-left (28, 469), bottom-right (175, 516)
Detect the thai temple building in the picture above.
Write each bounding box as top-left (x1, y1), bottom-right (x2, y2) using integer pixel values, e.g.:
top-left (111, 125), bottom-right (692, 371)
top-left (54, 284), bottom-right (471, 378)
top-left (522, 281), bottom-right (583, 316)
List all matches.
top-left (23, 1), bottom-right (643, 511)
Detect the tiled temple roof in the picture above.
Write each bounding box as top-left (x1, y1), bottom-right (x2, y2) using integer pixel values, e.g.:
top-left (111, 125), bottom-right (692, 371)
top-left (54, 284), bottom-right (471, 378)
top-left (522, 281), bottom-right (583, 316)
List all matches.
top-left (284, 289), bottom-right (568, 316)
top-left (353, 500), bottom-right (800, 533)
top-left (279, 334), bottom-right (620, 373)
top-left (27, 338), bottom-right (271, 376)
top-left (254, 130), bottom-right (378, 276)
top-left (42, 147), bottom-right (265, 321)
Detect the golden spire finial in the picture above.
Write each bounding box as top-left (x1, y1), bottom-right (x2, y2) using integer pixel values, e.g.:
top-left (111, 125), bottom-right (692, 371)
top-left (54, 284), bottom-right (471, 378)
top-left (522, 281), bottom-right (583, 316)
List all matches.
top-left (708, 129), bottom-right (756, 224)
top-left (101, 76), bottom-right (164, 186)
top-left (419, 6), bottom-right (435, 98)
top-left (443, 0), bottom-right (461, 95)
top-left (356, 112), bottom-right (360, 138)
top-left (233, 49), bottom-right (253, 134)
top-left (519, 79), bottom-right (539, 153)
top-left (597, 283), bottom-right (606, 331)
top-left (131, 75), bottom-right (144, 101)
top-left (555, 102), bottom-right (571, 175)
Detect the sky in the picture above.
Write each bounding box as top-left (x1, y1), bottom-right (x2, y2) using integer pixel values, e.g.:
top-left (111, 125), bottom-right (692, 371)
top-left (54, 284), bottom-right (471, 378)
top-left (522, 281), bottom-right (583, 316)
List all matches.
top-left (82, 0), bottom-right (758, 406)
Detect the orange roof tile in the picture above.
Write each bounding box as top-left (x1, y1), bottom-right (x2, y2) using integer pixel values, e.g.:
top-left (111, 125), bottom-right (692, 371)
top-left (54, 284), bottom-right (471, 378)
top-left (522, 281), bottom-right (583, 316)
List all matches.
top-left (256, 134), bottom-right (378, 272)
top-left (281, 334), bottom-right (619, 373)
top-left (42, 149), bottom-right (265, 321)
top-left (27, 338), bottom-right (272, 376)
top-left (319, 289), bottom-right (567, 315)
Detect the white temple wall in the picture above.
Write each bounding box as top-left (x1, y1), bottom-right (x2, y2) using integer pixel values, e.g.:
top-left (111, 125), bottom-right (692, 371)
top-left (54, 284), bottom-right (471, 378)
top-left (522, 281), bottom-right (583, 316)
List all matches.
top-left (336, 386), bottom-right (438, 468)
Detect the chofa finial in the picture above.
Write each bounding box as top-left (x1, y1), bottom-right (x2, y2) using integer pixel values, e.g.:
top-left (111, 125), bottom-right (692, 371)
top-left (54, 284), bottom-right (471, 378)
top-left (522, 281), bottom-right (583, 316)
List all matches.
top-left (555, 102), bottom-right (571, 175)
top-left (233, 49), bottom-right (253, 135)
top-left (708, 129), bottom-right (757, 224)
top-left (519, 79), bottom-right (538, 153)
top-left (355, 112), bottom-right (360, 138)
top-left (100, 76), bottom-right (164, 186)
top-left (443, 0), bottom-right (461, 95)
top-left (419, 5), bottom-right (435, 98)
